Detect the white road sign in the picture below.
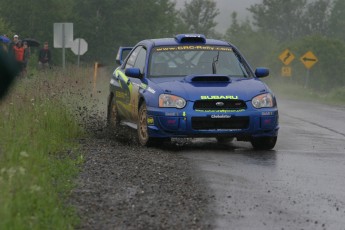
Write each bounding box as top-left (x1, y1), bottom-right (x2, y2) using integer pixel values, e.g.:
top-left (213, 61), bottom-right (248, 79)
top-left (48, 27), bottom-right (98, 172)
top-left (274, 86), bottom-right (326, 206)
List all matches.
top-left (53, 23), bottom-right (73, 48)
top-left (71, 38), bottom-right (88, 55)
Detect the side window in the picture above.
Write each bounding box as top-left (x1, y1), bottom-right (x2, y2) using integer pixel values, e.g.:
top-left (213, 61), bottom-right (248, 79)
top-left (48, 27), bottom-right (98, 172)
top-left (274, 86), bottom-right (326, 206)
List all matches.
top-left (125, 46), bottom-right (142, 69)
top-left (134, 48), bottom-right (147, 74)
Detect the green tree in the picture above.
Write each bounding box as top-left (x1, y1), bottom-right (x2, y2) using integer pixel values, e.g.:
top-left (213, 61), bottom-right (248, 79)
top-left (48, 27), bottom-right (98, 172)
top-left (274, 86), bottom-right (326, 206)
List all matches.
top-left (224, 12), bottom-right (279, 68)
top-left (302, 0), bottom-right (332, 36)
top-left (248, 0), bottom-right (308, 42)
top-left (72, 0), bottom-right (180, 63)
top-left (0, 17), bottom-right (13, 36)
top-left (0, 0), bottom-right (75, 66)
top-left (0, 0), bottom-right (73, 40)
top-left (228, 0), bottom-right (345, 91)
top-left (328, 0), bottom-right (345, 41)
top-left (179, 0), bottom-right (219, 37)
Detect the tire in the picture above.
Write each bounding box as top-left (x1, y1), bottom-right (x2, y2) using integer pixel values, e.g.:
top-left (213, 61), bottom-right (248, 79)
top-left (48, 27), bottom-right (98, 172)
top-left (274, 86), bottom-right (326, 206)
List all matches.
top-left (107, 94), bottom-right (120, 131)
top-left (137, 102), bottom-right (153, 146)
top-left (250, 136), bottom-right (277, 150)
top-left (137, 102), bottom-right (169, 147)
top-left (216, 137), bottom-right (234, 144)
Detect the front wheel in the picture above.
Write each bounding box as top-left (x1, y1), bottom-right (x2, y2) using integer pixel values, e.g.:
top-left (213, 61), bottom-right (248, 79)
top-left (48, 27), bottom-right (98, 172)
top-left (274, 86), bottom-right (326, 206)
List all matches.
top-left (137, 102), bottom-right (173, 147)
top-left (137, 102), bottom-right (154, 146)
top-left (250, 136), bottom-right (277, 150)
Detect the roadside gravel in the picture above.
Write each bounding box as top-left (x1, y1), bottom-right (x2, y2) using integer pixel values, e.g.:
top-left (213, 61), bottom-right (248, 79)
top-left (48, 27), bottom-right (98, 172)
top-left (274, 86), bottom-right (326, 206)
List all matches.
top-left (70, 116), bottom-right (213, 229)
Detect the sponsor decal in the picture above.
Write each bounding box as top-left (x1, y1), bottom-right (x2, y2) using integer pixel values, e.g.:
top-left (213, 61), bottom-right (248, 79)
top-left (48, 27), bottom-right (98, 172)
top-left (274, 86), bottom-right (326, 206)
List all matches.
top-left (155, 46), bottom-right (232, 52)
top-left (167, 119), bottom-right (177, 125)
top-left (201, 95), bottom-right (238, 100)
top-left (115, 91), bottom-right (127, 99)
top-left (182, 112), bottom-right (186, 117)
top-left (147, 87), bottom-right (156, 94)
top-left (262, 111), bottom-right (274, 116)
top-left (211, 114), bottom-right (232, 119)
top-left (195, 109), bottom-right (245, 113)
top-left (147, 116), bottom-right (154, 125)
top-left (132, 82), bottom-right (141, 88)
top-left (263, 119), bottom-right (272, 125)
top-left (165, 112), bottom-right (178, 116)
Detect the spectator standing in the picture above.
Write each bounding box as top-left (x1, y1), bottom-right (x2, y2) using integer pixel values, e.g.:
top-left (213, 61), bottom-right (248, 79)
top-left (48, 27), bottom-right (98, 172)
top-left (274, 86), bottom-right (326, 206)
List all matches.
top-left (13, 40), bottom-right (25, 76)
top-left (38, 41), bottom-right (51, 70)
top-left (23, 41), bottom-right (30, 76)
top-left (8, 34), bottom-right (19, 56)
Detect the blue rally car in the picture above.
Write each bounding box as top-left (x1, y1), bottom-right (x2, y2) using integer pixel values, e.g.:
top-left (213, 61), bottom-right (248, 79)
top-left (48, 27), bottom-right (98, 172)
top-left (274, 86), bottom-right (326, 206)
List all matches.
top-left (108, 34), bottom-right (279, 150)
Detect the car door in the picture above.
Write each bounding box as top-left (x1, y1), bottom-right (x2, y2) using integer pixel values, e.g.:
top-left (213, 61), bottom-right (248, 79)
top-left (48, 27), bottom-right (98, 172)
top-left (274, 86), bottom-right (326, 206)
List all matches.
top-left (121, 46), bottom-right (147, 122)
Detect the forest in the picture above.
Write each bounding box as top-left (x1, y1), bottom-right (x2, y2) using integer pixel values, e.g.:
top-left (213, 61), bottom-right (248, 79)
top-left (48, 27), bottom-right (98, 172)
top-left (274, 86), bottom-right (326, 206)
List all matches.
top-left (1, 0), bottom-right (345, 92)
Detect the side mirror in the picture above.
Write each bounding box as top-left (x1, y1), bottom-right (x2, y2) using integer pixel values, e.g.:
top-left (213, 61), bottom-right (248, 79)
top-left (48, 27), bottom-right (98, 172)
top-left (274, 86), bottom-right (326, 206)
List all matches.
top-left (255, 68), bottom-right (269, 78)
top-left (125, 67), bottom-right (142, 78)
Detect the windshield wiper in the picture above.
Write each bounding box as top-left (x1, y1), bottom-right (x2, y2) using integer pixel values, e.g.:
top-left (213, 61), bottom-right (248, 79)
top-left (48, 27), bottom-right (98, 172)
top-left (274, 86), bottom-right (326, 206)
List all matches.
top-left (212, 52), bottom-right (220, 74)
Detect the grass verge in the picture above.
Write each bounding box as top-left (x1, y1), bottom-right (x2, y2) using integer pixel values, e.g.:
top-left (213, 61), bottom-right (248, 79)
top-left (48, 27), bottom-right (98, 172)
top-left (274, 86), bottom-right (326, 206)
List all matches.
top-left (0, 68), bottom-right (89, 230)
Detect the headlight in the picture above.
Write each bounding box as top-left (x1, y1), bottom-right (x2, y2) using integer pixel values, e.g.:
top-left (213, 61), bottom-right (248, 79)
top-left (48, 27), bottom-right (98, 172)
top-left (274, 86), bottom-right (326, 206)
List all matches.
top-left (252, 93), bottom-right (274, 108)
top-left (159, 94), bottom-right (186, 108)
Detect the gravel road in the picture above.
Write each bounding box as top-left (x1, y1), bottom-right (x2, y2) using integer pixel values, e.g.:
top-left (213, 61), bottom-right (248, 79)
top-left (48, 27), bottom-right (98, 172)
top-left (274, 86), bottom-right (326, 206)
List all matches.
top-left (70, 113), bottom-right (213, 229)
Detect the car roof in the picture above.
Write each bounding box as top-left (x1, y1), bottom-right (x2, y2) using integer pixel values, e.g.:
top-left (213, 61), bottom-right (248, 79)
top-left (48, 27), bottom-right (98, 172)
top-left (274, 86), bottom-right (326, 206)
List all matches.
top-left (137, 34), bottom-right (231, 49)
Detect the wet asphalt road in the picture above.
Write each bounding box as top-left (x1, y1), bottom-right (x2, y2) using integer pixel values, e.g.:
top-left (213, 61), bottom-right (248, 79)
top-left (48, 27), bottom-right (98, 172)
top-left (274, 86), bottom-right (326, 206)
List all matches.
top-left (89, 72), bottom-right (345, 229)
top-left (182, 99), bottom-right (345, 230)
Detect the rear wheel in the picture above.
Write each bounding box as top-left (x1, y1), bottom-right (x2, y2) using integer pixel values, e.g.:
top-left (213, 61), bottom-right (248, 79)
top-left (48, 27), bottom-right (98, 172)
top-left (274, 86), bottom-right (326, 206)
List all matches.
top-left (107, 94), bottom-right (120, 131)
top-left (250, 136), bottom-right (277, 150)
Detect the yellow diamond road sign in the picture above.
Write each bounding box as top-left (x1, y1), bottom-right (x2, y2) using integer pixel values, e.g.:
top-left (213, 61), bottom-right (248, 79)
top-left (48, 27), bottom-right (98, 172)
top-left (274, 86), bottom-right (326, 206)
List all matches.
top-left (300, 51), bottom-right (318, 69)
top-left (279, 49), bottom-right (295, 65)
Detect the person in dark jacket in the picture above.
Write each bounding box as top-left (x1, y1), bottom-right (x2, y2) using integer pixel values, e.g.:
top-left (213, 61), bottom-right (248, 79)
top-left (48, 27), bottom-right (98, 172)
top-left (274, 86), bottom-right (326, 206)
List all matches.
top-left (38, 41), bottom-right (51, 70)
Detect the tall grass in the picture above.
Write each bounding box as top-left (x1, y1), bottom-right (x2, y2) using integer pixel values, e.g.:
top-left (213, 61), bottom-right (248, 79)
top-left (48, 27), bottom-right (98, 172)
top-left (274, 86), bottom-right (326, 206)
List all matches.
top-left (0, 67), bottom-right (91, 229)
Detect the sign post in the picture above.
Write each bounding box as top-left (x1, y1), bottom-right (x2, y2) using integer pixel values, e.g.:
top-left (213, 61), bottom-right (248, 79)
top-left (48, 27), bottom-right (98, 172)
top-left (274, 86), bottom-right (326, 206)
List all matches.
top-left (300, 51), bottom-right (318, 88)
top-left (54, 23), bottom-right (73, 69)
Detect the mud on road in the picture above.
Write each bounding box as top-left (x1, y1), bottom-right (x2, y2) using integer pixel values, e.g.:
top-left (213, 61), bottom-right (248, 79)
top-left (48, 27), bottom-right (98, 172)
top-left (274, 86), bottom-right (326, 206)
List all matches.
top-left (70, 115), bottom-right (213, 229)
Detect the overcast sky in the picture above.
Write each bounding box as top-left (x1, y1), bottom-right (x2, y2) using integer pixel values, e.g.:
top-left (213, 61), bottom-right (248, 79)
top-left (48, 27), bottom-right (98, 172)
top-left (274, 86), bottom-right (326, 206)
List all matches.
top-left (175, 0), bottom-right (261, 33)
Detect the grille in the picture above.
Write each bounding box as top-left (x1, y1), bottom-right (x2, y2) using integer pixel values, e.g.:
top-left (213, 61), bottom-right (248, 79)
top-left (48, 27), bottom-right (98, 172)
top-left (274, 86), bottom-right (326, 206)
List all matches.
top-left (191, 116), bottom-right (249, 130)
top-left (194, 100), bottom-right (247, 110)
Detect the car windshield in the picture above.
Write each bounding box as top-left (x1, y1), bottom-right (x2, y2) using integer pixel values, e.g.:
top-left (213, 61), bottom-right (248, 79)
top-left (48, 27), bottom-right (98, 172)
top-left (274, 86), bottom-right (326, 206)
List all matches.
top-left (148, 45), bottom-right (251, 78)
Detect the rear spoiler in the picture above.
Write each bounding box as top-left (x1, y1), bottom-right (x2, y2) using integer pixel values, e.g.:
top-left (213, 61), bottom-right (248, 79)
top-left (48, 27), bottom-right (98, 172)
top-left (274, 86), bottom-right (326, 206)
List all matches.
top-left (116, 46), bottom-right (133, 65)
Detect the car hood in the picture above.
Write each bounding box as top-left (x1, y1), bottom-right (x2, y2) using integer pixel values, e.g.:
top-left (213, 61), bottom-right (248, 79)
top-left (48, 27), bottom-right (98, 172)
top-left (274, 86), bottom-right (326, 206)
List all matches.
top-left (149, 76), bottom-right (268, 101)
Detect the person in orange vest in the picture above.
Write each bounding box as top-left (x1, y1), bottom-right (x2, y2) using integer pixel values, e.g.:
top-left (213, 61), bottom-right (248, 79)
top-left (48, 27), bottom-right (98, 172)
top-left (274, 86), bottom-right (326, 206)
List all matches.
top-left (13, 40), bottom-right (25, 76)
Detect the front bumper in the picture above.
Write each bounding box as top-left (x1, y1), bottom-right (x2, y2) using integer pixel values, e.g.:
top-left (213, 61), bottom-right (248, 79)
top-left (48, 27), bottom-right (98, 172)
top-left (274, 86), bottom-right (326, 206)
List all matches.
top-left (145, 102), bottom-right (279, 139)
